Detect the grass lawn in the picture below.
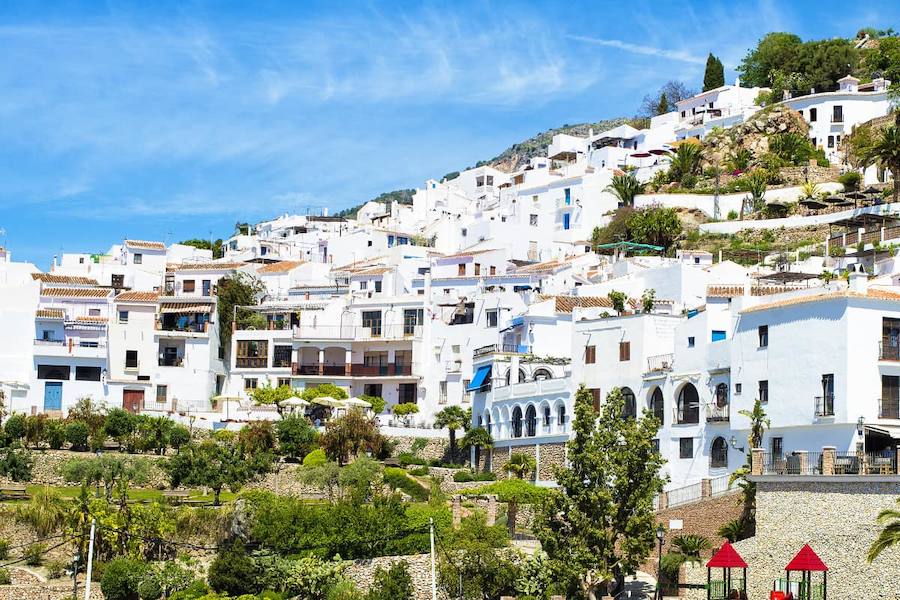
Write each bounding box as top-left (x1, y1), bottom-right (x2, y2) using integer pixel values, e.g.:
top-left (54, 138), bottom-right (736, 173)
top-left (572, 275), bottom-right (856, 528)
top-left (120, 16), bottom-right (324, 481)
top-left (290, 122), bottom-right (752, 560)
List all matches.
top-left (0, 485), bottom-right (238, 505)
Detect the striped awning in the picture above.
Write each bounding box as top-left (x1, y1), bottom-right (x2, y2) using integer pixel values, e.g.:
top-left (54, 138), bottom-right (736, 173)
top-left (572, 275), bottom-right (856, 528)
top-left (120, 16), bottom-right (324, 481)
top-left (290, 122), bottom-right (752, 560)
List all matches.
top-left (159, 303), bottom-right (213, 314)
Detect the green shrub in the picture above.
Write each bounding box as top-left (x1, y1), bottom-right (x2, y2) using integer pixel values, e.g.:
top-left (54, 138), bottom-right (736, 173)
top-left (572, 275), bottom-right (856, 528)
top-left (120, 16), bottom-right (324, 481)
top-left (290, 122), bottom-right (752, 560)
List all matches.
top-left (4, 414), bottom-right (26, 440)
top-left (383, 467), bottom-right (429, 502)
top-left (408, 466), bottom-right (429, 477)
top-left (367, 561), bottom-right (414, 600)
top-left (207, 540), bottom-right (258, 596)
top-left (101, 558), bottom-right (150, 600)
top-left (325, 579), bottom-right (362, 600)
top-left (169, 426), bottom-right (191, 451)
top-left (46, 558), bottom-right (68, 579)
top-left (727, 210), bottom-right (738, 220)
top-left (410, 438), bottom-right (428, 455)
top-left (453, 471), bottom-right (496, 483)
top-left (359, 395), bottom-right (386, 415)
top-left (302, 448), bottom-right (327, 467)
top-left (44, 420), bottom-right (67, 450)
top-left (0, 539), bottom-right (8, 560)
top-left (24, 542), bottom-right (45, 566)
top-left (0, 445), bottom-right (34, 481)
top-left (396, 453), bottom-right (426, 467)
top-left (276, 415), bottom-right (318, 461)
top-left (65, 421), bottom-right (90, 451)
top-left (838, 171), bottom-right (861, 191)
top-left (0, 568), bottom-right (10, 585)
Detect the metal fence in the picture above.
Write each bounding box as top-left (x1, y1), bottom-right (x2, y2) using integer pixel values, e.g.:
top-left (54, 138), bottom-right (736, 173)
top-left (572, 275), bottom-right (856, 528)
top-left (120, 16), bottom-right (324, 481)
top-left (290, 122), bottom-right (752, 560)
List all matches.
top-left (666, 481), bottom-right (703, 508)
top-left (710, 474), bottom-right (735, 497)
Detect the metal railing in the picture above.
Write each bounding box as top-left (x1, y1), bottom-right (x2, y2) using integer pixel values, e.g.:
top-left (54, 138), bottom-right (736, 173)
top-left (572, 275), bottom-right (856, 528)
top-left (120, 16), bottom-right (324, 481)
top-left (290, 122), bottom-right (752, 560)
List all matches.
top-left (879, 397), bottom-right (900, 419)
top-left (833, 452), bottom-right (861, 474)
top-left (706, 403), bottom-right (730, 422)
top-left (814, 395), bottom-right (835, 417)
top-left (762, 452), bottom-right (823, 475)
top-left (708, 579), bottom-right (745, 600)
top-left (666, 481), bottom-right (703, 508)
top-left (291, 363), bottom-right (414, 377)
top-left (474, 343), bottom-right (532, 357)
top-left (292, 324), bottom-right (422, 341)
top-left (236, 357), bottom-right (268, 369)
top-left (158, 357), bottom-right (184, 367)
top-left (34, 339), bottom-right (65, 345)
top-left (880, 341), bottom-right (900, 360)
top-left (710, 475), bottom-right (735, 497)
top-left (866, 450), bottom-right (898, 474)
top-left (645, 353), bottom-right (674, 373)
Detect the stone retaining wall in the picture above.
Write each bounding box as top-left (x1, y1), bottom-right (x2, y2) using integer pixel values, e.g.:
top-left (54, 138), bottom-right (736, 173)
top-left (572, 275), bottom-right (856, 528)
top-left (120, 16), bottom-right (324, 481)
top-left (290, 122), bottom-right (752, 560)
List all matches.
top-left (344, 553), bottom-right (444, 600)
top-left (0, 450), bottom-right (169, 489)
top-left (389, 437), bottom-right (449, 461)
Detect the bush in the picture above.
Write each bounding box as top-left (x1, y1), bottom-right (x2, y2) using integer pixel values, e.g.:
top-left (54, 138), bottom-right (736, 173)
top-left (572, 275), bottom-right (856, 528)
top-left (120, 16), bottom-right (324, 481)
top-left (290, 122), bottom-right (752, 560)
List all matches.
top-left (727, 210), bottom-right (738, 220)
top-left (0, 445), bottom-right (34, 481)
top-left (408, 466), bottom-right (429, 477)
top-left (0, 539), bottom-right (8, 560)
top-left (276, 415), bottom-right (318, 461)
top-left (359, 395), bottom-right (386, 415)
top-left (4, 414), bottom-right (26, 440)
top-left (101, 558), bottom-right (150, 600)
top-left (383, 467), bottom-right (429, 501)
top-left (396, 453), bottom-right (426, 467)
top-left (391, 403), bottom-right (419, 418)
top-left (838, 171), bottom-right (861, 191)
top-left (207, 540), bottom-right (259, 596)
top-left (46, 558), bottom-right (68, 579)
top-left (0, 568), bottom-right (10, 585)
top-left (24, 542), bottom-right (45, 566)
top-left (367, 561), bottom-right (414, 600)
top-left (303, 448), bottom-right (327, 467)
top-left (44, 420), bottom-right (67, 450)
top-left (66, 421), bottom-right (90, 451)
top-left (453, 471), bottom-right (496, 483)
top-left (169, 426), bottom-right (191, 451)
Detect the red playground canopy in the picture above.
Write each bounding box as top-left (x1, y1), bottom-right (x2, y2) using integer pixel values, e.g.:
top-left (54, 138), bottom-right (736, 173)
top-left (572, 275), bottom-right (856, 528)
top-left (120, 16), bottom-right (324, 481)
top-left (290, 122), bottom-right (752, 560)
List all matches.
top-left (785, 544), bottom-right (828, 572)
top-left (707, 542), bottom-right (748, 569)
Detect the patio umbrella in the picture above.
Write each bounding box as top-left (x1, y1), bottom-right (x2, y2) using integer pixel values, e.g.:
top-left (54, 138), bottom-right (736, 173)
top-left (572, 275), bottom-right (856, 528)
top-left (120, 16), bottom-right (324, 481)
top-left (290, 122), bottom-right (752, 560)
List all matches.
top-left (282, 398), bottom-right (310, 408)
top-left (630, 151), bottom-right (652, 158)
top-left (863, 186), bottom-right (881, 195)
top-left (799, 198), bottom-right (827, 210)
top-left (823, 195), bottom-right (844, 204)
top-left (765, 198), bottom-right (788, 208)
top-left (845, 191), bottom-right (867, 200)
top-left (311, 396), bottom-right (347, 408)
top-left (345, 397), bottom-right (372, 408)
top-left (834, 198), bottom-right (855, 207)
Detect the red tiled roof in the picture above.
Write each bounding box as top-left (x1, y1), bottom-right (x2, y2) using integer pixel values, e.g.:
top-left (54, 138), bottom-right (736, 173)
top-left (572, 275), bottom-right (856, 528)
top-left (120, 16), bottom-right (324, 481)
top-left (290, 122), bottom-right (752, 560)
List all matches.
top-left (785, 544), bottom-right (828, 572)
top-left (41, 287), bottom-right (111, 299)
top-left (257, 260), bottom-right (305, 274)
top-left (742, 287), bottom-right (900, 314)
top-left (115, 291), bottom-right (159, 303)
top-left (707, 285), bottom-right (801, 298)
top-left (350, 266), bottom-right (393, 277)
top-left (75, 315), bottom-right (108, 323)
top-left (543, 295), bottom-right (613, 313)
top-left (125, 239), bottom-right (165, 251)
top-left (32, 273), bottom-right (99, 285)
top-left (707, 542), bottom-right (748, 569)
top-left (36, 309), bottom-right (65, 319)
top-left (173, 262), bottom-right (243, 271)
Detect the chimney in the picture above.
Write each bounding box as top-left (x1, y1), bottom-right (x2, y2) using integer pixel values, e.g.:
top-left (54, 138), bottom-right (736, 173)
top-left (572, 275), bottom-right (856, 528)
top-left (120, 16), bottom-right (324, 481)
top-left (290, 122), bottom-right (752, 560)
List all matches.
top-left (849, 271), bottom-right (869, 293)
top-left (52, 255), bottom-right (58, 269)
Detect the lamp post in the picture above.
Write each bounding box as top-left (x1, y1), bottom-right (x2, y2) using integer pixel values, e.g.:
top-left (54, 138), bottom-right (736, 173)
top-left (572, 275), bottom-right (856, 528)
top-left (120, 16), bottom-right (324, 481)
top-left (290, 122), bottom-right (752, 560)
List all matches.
top-left (730, 435), bottom-right (746, 454)
top-left (655, 525), bottom-right (665, 600)
top-left (857, 416), bottom-right (866, 458)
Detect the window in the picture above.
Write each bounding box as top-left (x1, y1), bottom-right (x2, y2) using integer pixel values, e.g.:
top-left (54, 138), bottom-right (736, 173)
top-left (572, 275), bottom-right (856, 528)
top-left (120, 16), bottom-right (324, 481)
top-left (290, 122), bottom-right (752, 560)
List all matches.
top-left (490, 266), bottom-right (496, 275)
top-left (758, 325), bottom-right (769, 348)
top-left (827, 135), bottom-right (834, 148)
top-left (511, 406), bottom-right (523, 438)
top-left (621, 387), bottom-right (636, 419)
top-left (758, 380), bottom-right (769, 404)
top-left (111, 274), bottom-right (124, 288)
top-left (202, 280), bottom-right (211, 296)
top-left (563, 213), bottom-right (571, 230)
top-left (461, 228), bottom-right (467, 237)
top-left (364, 383), bottom-right (382, 397)
top-left (832, 105), bottom-right (843, 123)
top-left (585, 345), bottom-right (596, 364)
top-left (472, 264), bottom-right (481, 277)
top-left (590, 388), bottom-right (601, 412)
top-left (118, 310), bottom-right (129, 323)
top-left (183, 280), bottom-right (196, 293)
top-left (439, 381), bottom-right (448, 404)
top-left (41, 330), bottom-right (53, 341)
top-left (710, 437), bottom-right (728, 468)
top-left (811, 137), bottom-right (817, 148)
top-left (486, 309), bottom-right (498, 328)
top-left (881, 375), bottom-right (900, 418)
top-left (362, 311), bottom-right (382, 336)
top-left (771, 436), bottom-right (783, 459)
top-left (458, 264), bottom-right (466, 276)
top-left (819, 374), bottom-right (835, 416)
top-left (525, 405), bottom-right (537, 437)
top-left (650, 387), bottom-right (664, 422)
top-left (557, 404), bottom-right (566, 428)
top-left (133, 253), bottom-right (143, 264)
top-left (679, 437), bottom-right (694, 459)
top-left (715, 383), bottom-right (729, 408)
top-left (687, 336), bottom-right (695, 348)
top-left (273, 345), bottom-right (292, 368)
top-left (677, 384), bottom-right (700, 424)
top-left (38, 365), bottom-right (70, 380)
top-left (244, 378), bottom-right (258, 390)
top-left (809, 108), bottom-right (817, 122)
top-left (360, 281), bottom-right (368, 290)
top-left (88, 308), bottom-right (100, 317)
top-left (735, 383), bottom-right (742, 395)
top-left (387, 235), bottom-right (395, 247)
top-left (711, 330), bottom-right (726, 342)
top-left (75, 366), bottom-right (102, 381)
top-left (125, 350), bottom-right (138, 369)
top-left (530, 214), bottom-right (538, 226)
top-left (533, 368), bottom-right (552, 381)
top-left (564, 188), bottom-right (571, 205)
top-left (374, 280), bottom-right (382, 293)
top-left (398, 383), bottom-right (417, 404)
top-left (619, 341), bottom-right (631, 361)
top-left (543, 405), bottom-right (551, 427)
top-left (403, 308), bottom-right (424, 335)
top-left (156, 385), bottom-right (167, 403)
top-left (277, 378), bottom-right (291, 388)
top-left (651, 439), bottom-right (660, 454)
top-left (236, 340), bottom-right (268, 368)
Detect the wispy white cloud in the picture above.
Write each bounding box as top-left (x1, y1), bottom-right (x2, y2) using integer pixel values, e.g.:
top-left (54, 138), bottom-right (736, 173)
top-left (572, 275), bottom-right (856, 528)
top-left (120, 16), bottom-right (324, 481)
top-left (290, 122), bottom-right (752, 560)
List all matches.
top-left (568, 35), bottom-right (706, 65)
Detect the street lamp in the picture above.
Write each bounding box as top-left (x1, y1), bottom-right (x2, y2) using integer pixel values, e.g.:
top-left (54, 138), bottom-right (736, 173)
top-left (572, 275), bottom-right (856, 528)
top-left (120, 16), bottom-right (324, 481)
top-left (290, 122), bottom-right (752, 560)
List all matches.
top-left (729, 435), bottom-right (746, 454)
top-left (655, 525), bottom-right (665, 600)
top-left (857, 416), bottom-right (866, 456)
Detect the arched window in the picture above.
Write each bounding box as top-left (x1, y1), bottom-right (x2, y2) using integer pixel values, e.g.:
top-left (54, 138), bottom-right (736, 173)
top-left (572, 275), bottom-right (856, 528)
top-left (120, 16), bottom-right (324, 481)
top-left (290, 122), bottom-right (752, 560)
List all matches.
top-left (710, 436), bottom-right (728, 468)
top-left (486, 414), bottom-right (492, 435)
top-left (533, 368), bottom-right (552, 381)
top-left (505, 369), bottom-right (511, 386)
top-left (543, 405), bottom-right (551, 427)
top-left (557, 405), bottom-right (566, 429)
top-left (512, 406), bottom-right (523, 438)
top-left (715, 383), bottom-right (728, 407)
top-left (518, 369), bottom-right (527, 383)
top-left (649, 387), bottom-right (665, 423)
top-left (525, 405), bottom-right (537, 437)
top-left (621, 387), bottom-right (637, 419)
top-left (677, 384), bottom-right (700, 424)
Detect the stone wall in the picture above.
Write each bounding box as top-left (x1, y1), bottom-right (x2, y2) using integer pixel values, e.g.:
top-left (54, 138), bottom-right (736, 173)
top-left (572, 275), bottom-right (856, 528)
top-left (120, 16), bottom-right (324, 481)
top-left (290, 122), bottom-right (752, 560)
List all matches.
top-left (389, 437), bottom-right (449, 461)
top-left (344, 553), bottom-right (444, 600)
top-left (0, 569), bottom-right (103, 600)
top-left (682, 478), bottom-right (900, 599)
top-left (486, 442), bottom-right (566, 483)
top-left (538, 443), bottom-right (566, 481)
top-left (0, 449), bottom-right (169, 488)
top-left (779, 164), bottom-right (841, 186)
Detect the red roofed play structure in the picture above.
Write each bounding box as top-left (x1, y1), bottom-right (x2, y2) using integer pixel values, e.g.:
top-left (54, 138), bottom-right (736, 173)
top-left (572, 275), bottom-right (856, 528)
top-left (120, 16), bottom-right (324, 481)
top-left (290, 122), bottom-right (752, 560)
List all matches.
top-left (706, 541), bottom-right (748, 599)
top-left (771, 544), bottom-right (828, 600)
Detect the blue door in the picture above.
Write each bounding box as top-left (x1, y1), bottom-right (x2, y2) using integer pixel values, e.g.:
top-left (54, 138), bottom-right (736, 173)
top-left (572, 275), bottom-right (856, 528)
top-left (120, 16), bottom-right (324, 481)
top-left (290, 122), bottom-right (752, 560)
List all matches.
top-left (44, 382), bottom-right (62, 411)
top-left (563, 213), bottom-right (571, 230)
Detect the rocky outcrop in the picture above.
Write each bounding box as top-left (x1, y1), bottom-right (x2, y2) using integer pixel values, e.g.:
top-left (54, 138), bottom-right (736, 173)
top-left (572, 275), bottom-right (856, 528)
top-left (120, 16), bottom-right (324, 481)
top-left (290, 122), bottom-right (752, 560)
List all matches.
top-left (702, 105), bottom-right (810, 169)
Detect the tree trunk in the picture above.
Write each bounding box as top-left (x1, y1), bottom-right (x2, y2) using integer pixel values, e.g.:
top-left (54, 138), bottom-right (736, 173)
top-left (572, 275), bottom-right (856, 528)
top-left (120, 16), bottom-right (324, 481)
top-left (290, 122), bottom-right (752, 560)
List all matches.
top-left (449, 429), bottom-right (457, 463)
top-left (893, 168), bottom-right (899, 203)
top-left (214, 487), bottom-right (222, 506)
top-left (507, 499), bottom-right (517, 538)
top-left (610, 564), bottom-right (626, 598)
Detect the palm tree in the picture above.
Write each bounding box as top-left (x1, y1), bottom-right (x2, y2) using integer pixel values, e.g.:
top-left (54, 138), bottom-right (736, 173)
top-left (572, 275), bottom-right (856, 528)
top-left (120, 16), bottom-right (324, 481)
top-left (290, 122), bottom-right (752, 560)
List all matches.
top-left (434, 406), bottom-right (469, 463)
top-left (726, 149), bottom-right (752, 173)
top-left (738, 398), bottom-right (770, 449)
top-left (741, 170), bottom-right (768, 219)
top-left (503, 452), bottom-right (536, 480)
top-left (864, 125), bottom-right (900, 203)
top-left (461, 426), bottom-right (493, 471)
top-left (605, 173), bottom-right (645, 207)
top-left (868, 498), bottom-right (900, 562)
top-left (669, 143), bottom-right (703, 184)
top-left (671, 534), bottom-right (712, 563)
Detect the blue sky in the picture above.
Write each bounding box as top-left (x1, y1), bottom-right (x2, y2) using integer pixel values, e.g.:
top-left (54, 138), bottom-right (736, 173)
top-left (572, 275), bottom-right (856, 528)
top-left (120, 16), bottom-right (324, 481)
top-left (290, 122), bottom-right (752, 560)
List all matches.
top-left (1, 0), bottom-right (897, 266)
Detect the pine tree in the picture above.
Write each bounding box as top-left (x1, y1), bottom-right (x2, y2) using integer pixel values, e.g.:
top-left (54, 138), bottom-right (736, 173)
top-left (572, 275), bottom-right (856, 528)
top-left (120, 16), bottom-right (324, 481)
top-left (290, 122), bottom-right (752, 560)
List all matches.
top-left (657, 93), bottom-right (669, 115)
top-left (703, 53), bottom-right (725, 91)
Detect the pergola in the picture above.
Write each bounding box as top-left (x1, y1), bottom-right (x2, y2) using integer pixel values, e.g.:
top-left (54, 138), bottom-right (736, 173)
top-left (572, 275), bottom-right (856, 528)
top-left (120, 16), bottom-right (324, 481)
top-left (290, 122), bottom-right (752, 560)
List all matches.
top-left (706, 541), bottom-right (747, 599)
top-left (779, 544), bottom-right (828, 600)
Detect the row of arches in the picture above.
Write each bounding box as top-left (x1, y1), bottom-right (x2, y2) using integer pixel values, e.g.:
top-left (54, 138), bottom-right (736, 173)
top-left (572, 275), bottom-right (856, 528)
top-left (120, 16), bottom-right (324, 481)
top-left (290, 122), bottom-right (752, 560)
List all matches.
top-left (503, 366), bottom-right (554, 386)
top-left (479, 400), bottom-right (568, 439)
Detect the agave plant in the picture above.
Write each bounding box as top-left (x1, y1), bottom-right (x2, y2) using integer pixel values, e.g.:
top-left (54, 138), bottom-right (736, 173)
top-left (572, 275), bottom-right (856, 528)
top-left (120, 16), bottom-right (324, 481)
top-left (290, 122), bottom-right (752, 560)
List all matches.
top-left (800, 181), bottom-right (819, 199)
top-left (726, 148), bottom-right (752, 173)
top-left (605, 173), bottom-right (645, 207)
top-left (671, 534), bottom-right (712, 563)
top-left (769, 132), bottom-right (812, 166)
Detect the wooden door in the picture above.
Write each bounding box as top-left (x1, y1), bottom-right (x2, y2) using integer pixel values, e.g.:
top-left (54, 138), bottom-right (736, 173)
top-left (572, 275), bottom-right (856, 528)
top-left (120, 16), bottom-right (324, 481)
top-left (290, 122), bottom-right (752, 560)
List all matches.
top-left (123, 389), bottom-right (144, 413)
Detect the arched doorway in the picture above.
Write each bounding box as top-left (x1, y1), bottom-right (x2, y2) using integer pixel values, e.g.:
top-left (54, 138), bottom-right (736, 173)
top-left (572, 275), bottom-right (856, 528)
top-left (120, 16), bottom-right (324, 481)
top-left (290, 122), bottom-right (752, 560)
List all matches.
top-left (710, 436), bottom-right (728, 468)
top-left (649, 387), bottom-right (665, 423)
top-left (677, 384), bottom-right (700, 424)
top-left (525, 405), bottom-right (537, 437)
top-left (511, 406), bottom-right (523, 438)
top-left (621, 387), bottom-right (637, 419)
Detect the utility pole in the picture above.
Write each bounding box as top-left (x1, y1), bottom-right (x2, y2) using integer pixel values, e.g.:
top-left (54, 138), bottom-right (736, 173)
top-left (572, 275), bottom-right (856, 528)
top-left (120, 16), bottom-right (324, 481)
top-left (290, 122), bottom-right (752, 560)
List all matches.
top-left (84, 519), bottom-right (96, 600)
top-left (71, 552), bottom-right (80, 600)
top-left (429, 517), bottom-right (437, 600)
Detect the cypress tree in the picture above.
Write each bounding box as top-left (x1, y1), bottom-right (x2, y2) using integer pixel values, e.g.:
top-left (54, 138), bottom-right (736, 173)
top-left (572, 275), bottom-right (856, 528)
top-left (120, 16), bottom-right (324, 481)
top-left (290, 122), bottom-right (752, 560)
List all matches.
top-left (703, 53), bottom-right (725, 91)
top-left (657, 93), bottom-right (669, 115)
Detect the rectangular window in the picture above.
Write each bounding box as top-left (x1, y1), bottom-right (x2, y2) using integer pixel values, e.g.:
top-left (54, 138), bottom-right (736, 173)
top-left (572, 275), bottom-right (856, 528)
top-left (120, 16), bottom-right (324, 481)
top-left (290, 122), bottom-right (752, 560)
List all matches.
top-left (490, 266), bottom-right (496, 275)
top-left (439, 381), bottom-right (448, 404)
top-left (360, 280), bottom-right (367, 290)
top-left (125, 350), bottom-right (138, 369)
top-left (711, 330), bottom-right (726, 342)
top-left (374, 280), bottom-right (382, 293)
top-left (564, 188), bottom-right (571, 205)
top-left (362, 311), bottom-right (382, 336)
top-left (37, 365), bottom-right (71, 380)
top-left (398, 383), bottom-right (417, 404)
top-left (759, 380), bottom-right (769, 404)
top-left (236, 340), bottom-right (268, 368)
top-left (679, 438), bottom-right (693, 459)
top-left (156, 385), bottom-right (167, 403)
top-left (75, 366), bottom-right (102, 381)
top-left (474, 263), bottom-right (481, 276)
top-left (273, 345), bottom-right (292, 368)
top-left (364, 383), bottom-right (382, 397)
top-left (735, 383), bottom-right (742, 395)
top-left (651, 439), bottom-right (660, 454)
top-left (118, 310), bottom-right (129, 323)
top-left (809, 108), bottom-right (817, 122)
top-left (881, 375), bottom-right (899, 418)
top-left (457, 263), bottom-right (466, 276)
top-left (758, 325), bottom-right (769, 348)
top-left (832, 105), bottom-right (843, 123)
top-left (88, 308), bottom-right (101, 316)
top-left (811, 137), bottom-right (817, 148)
top-left (183, 280), bottom-right (196, 293)
top-left (563, 213), bottom-right (571, 230)
top-left (202, 280), bottom-right (212, 296)
top-left (486, 309), bottom-right (498, 328)
top-left (388, 235), bottom-right (395, 247)
top-left (403, 308), bottom-right (424, 335)
top-left (688, 336), bottom-right (695, 348)
top-left (244, 378), bottom-right (258, 390)
top-left (771, 437), bottom-right (783, 459)
top-left (619, 341), bottom-right (631, 361)
top-left (111, 274), bottom-right (124, 288)
top-left (827, 135), bottom-right (835, 148)
top-left (530, 214), bottom-right (538, 226)
top-left (133, 253), bottom-right (143, 264)
top-left (590, 388), bottom-right (602, 412)
top-left (585, 345), bottom-right (596, 364)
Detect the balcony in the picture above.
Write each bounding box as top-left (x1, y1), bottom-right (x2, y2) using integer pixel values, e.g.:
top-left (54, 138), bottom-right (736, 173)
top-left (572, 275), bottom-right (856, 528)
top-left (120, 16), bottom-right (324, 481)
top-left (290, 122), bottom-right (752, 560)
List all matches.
top-left (236, 357), bottom-right (268, 369)
top-left (292, 324), bottom-right (422, 341)
top-left (34, 339), bottom-right (106, 358)
top-left (879, 397), bottom-right (900, 419)
top-left (158, 357), bottom-right (184, 367)
top-left (645, 353), bottom-right (674, 374)
top-left (291, 363), bottom-right (415, 377)
top-left (814, 395), bottom-right (835, 418)
top-left (706, 403), bottom-right (730, 423)
top-left (879, 341), bottom-right (900, 361)
top-left (473, 343), bottom-right (532, 358)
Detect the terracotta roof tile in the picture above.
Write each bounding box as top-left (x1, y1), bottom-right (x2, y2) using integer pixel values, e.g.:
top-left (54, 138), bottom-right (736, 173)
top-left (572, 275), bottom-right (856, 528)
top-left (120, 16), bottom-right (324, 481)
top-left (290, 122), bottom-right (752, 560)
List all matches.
top-left (543, 295), bottom-right (613, 313)
top-left (124, 239), bottom-right (166, 251)
top-left (36, 309), bottom-right (65, 319)
top-left (351, 266), bottom-right (393, 277)
top-left (742, 287), bottom-right (900, 313)
top-left (41, 287), bottom-right (111, 299)
top-left (256, 260), bottom-right (305, 274)
top-left (32, 273), bottom-right (99, 285)
top-left (115, 291), bottom-right (160, 303)
top-left (708, 285), bottom-right (809, 298)
top-left (75, 315), bottom-right (108, 323)
top-left (173, 262), bottom-right (243, 271)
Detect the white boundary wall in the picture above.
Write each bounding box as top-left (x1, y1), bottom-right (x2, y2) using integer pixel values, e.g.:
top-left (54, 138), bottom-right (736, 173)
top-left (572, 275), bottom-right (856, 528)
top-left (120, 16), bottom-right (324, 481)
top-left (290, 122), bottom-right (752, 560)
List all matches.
top-left (699, 202), bottom-right (900, 235)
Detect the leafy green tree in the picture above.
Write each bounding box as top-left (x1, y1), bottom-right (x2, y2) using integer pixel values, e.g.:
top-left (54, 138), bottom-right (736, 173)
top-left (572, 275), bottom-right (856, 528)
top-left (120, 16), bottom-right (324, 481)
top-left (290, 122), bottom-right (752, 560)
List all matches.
top-left (66, 396), bottom-right (107, 433)
top-left (169, 425), bottom-right (191, 452)
top-left (703, 53), bottom-right (725, 91)
top-left (104, 408), bottom-right (136, 444)
top-left (461, 427), bottom-right (493, 471)
top-left (868, 498), bottom-right (900, 562)
top-left (320, 409), bottom-right (385, 466)
top-left (300, 383), bottom-right (349, 402)
top-left (438, 513), bottom-right (517, 600)
top-left (298, 460), bottom-right (342, 501)
top-left (504, 452), bottom-right (536, 480)
top-left (607, 290), bottom-right (627, 314)
top-left (338, 457), bottom-right (382, 504)
top-left (60, 455), bottom-right (151, 503)
top-left (239, 420), bottom-right (277, 454)
top-left (639, 81), bottom-right (694, 117)
top-left (135, 415), bottom-right (175, 455)
top-left (657, 93), bottom-right (668, 114)
top-left (738, 32), bottom-right (804, 87)
top-left (4, 414), bottom-right (26, 441)
top-left (434, 406), bottom-right (469, 462)
top-left (0, 444), bottom-right (34, 481)
top-left (44, 419), bottom-right (67, 449)
top-left (101, 557), bottom-right (150, 600)
top-left (641, 289), bottom-right (656, 313)
top-left (252, 384), bottom-right (298, 418)
top-left (729, 399), bottom-right (771, 536)
top-left (216, 273), bottom-right (265, 349)
top-left (165, 439), bottom-right (272, 505)
top-left (178, 238), bottom-right (224, 259)
top-left (605, 173), bottom-right (645, 207)
top-left (208, 540), bottom-right (259, 596)
top-left (863, 36), bottom-right (900, 97)
top-left (66, 421), bottom-right (90, 451)
top-left (275, 414), bottom-right (318, 460)
top-left (359, 395), bottom-right (386, 415)
top-left (535, 386), bottom-right (666, 597)
top-left (366, 561), bottom-right (414, 600)
top-left (392, 403), bottom-right (419, 425)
